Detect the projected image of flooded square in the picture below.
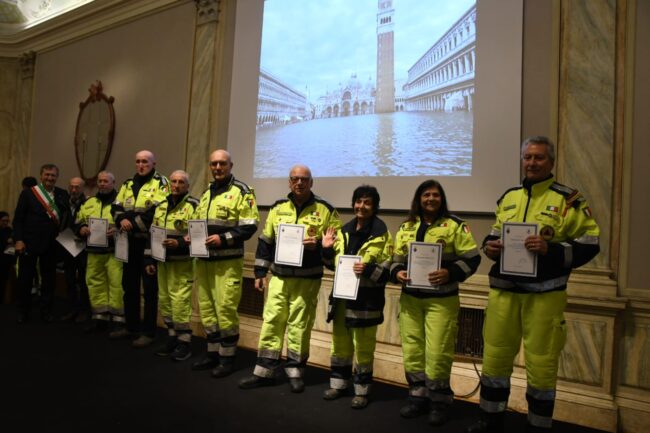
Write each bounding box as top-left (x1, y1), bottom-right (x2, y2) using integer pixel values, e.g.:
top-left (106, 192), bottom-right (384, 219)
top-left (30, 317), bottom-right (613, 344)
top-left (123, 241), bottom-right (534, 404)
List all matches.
top-left (254, 0), bottom-right (476, 178)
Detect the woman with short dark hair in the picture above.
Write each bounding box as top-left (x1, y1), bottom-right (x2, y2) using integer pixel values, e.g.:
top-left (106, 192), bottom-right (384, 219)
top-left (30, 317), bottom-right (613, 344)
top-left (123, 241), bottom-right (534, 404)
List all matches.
top-left (321, 185), bottom-right (392, 409)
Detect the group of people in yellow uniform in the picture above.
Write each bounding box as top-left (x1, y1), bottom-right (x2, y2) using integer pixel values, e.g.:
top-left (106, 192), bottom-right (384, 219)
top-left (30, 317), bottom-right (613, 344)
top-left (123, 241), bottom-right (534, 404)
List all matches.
top-left (16, 135), bottom-right (599, 433)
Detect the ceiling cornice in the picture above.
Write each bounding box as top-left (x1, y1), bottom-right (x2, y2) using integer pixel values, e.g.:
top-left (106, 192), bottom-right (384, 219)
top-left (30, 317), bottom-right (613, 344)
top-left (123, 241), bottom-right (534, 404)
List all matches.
top-left (0, 0), bottom-right (188, 57)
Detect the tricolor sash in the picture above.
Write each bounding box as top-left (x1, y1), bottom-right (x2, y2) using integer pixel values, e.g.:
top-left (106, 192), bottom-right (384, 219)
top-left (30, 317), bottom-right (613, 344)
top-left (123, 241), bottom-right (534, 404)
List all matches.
top-left (32, 184), bottom-right (61, 225)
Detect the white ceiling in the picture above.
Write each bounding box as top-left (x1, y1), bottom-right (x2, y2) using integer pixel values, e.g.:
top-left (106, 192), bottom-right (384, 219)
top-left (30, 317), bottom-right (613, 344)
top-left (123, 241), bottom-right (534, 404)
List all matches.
top-left (0, 0), bottom-right (95, 33)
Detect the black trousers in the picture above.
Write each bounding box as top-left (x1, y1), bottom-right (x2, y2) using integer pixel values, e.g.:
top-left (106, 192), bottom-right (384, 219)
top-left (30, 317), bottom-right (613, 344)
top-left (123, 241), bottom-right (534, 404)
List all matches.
top-left (61, 247), bottom-right (90, 314)
top-left (122, 237), bottom-right (158, 337)
top-left (0, 253), bottom-right (16, 304)
top-left (17, 248), bottom-right (57, 316)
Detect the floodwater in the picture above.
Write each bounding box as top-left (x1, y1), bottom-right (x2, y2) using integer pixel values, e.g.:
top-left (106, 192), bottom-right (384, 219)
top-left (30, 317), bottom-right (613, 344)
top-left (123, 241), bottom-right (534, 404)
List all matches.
top-left (254, 111), bottom-right (473, 178)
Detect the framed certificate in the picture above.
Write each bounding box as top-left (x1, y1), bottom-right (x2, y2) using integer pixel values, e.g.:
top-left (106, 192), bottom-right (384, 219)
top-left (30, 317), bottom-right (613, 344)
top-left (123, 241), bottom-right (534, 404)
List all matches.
top-left (88, 217), bottom-right (109, 247)
top-left (114, 231), bottom-right (129, 262)
top-left (332, 255), bottom-right (362, 300)
top-left (188, 219), bottom-right (209, 258)
top-left (150, 225), bottom-right (167, 262)
top-left (407, 242), bottom-right (442, 290)
top-left (275, 223), bottom-right (305, 267)
top-left (500, 222), bottom-right (538, 277)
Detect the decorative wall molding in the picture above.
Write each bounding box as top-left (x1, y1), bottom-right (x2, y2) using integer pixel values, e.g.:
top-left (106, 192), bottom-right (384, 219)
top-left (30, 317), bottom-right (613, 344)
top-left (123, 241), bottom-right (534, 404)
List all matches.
top-left (18, 50), bottom-right (35, 78)
top-left (195, 0), bottom-right (219, 25)
top-left (0, 0), bottom-right (185, 57)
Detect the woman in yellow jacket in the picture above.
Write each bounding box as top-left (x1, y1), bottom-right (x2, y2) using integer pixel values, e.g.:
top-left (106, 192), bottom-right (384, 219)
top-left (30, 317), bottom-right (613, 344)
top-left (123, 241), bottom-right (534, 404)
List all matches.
top-left (390, 179), bottom-right (480, 426)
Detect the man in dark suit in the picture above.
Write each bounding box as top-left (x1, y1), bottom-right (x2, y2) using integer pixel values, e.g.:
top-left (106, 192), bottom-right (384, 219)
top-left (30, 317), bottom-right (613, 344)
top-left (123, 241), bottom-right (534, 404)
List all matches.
top-left (13, 164), bottom-right (70, 323)
top-left (59, 177), bottom-right (90, 322)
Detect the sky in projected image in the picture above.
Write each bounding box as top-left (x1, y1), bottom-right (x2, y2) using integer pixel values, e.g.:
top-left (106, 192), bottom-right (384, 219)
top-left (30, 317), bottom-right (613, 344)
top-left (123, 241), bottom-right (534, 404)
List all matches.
top-left (254, 0), bottom-right (476, 179)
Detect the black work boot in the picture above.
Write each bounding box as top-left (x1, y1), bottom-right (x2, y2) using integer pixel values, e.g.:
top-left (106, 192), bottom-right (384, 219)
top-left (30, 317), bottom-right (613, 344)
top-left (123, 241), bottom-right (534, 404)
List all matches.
top-left (211, 357), bottom-right (234, 378)
top-left (238, 375), bottom-right (275, 389)
top-left (155, 336), bottom-right (178, 357)
top-left (466, 411), bottom-right (505, 433)
top-left (428, 402), bottom-right (450, 426)
top-left (400, 397), bottom-right (429, 418)
top-left (191, 353), bottom-right (219, 370)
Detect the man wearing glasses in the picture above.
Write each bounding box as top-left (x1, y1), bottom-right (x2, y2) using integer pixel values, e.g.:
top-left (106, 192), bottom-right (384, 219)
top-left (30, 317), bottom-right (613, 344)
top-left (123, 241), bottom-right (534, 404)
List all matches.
top-left (239, 164), bottom-right (341, 393)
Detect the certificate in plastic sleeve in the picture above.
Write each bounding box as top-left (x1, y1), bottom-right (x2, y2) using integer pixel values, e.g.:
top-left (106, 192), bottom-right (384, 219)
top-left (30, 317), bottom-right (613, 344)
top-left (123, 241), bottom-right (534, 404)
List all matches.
top-left (332, 255), bottom-right (362, 300)
top-left (407, 242), bottom-right (442, 290)
top-left (88, 217), bottom-right (109, 247)
top-left (114, 231), bottom-right (129, 262)
top-left (274, 223), bottom-right (305, 267)
top-left (150, 225), bottom-right (167, 262)
top-left (500, 222), bottom-right (538, 277)
top-left (188, 220), bottom-right (209, 258)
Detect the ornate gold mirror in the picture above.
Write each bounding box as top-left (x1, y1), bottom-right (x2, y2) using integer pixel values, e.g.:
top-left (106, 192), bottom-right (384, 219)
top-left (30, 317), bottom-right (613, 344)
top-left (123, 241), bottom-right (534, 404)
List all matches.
top-left (74, 81), bottom-right (115, 186)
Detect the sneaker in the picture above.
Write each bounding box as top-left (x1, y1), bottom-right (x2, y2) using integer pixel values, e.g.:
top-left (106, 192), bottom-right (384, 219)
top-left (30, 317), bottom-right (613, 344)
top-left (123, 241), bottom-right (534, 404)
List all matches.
top-left (351, 396), bottom-right (368, 409)
top-left (132, 335), bottom-right (154, 348)
top-left (108, 328), bottom-right (132, 340)
top-left (171, 342), bottom-right (192, 361)
top-left (155, 337), bottom-right (178, 357)
top-left (323, 388), bottom-right (344, 400)
top-left (289, 378), bottom-right (305, 394)
top-left (238, 375), bottom-right (275, 390)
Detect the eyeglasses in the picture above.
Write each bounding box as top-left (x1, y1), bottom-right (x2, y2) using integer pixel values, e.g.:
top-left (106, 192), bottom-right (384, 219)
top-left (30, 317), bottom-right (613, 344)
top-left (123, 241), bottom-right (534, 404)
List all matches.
top-left (289, 176), bottom-right (311, 184)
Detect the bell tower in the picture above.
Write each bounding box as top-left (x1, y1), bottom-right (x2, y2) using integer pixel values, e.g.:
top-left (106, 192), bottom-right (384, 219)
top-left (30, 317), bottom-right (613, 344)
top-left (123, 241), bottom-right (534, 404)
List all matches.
top-left (376, 0), bottom-right (395, 113)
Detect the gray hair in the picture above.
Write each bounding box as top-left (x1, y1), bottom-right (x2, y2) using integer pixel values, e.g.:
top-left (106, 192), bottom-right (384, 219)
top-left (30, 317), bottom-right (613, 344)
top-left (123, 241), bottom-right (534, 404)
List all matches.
top-left (521, 136), bottom-right (555, 161)
top-left (97, 171), bottom-right (115, 182)
top-left (170, 170), bottom-right (190, 184)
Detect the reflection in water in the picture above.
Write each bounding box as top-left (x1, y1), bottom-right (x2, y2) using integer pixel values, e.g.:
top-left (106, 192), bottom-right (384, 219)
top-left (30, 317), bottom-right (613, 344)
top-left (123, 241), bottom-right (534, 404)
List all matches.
top-left (254, 111), bottom-right (472, 178)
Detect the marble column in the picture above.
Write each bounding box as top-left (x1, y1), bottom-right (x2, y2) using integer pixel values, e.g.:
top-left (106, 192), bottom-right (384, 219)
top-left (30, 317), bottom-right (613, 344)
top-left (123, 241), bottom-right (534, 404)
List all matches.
top-left (558, 0), bottom-right (615, 271)
top-left (185, 0), bottom-right (235, 197)
top-left (0, 52), bottom-right (35, 214)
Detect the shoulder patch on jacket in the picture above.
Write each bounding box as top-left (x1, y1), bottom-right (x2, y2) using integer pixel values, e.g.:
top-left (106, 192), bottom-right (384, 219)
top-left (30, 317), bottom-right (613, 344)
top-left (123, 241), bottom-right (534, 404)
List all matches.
top-left (270, 198), bottom-right (290, 209)
top-left (122, 178), bottom-right (133, 186)
top-left (448, 214), bottom-right (465, 225)
top-left (550, 182), bottom-right (583, 208)
top-left (186, 196), bottom-right (200, 208)
top-left (496, 186), bottom-right (523, 205)
top-left (232, 179), bottom-right (253, 195)
top-left (313, 195), bottom-right (336, 212)
top-left (153, 173), bottom-right (168, 186)
top-left (399, 221), bottom-right (417, 231)
top-left (550, 182), bottom-right (576, 197)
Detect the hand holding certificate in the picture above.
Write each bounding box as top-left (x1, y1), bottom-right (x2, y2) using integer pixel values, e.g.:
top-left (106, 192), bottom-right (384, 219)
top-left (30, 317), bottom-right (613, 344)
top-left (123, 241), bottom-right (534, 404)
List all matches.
top-left (407, 242), bottom-right (442, 290)
top-left (150, 225), bottom-right (167, 262)
top-left (275, 223), bottom-right (305, 267)
top-left (88, 217), bottom-right (109, 247)
top-left (500, 222), bottom-right (538, 277)
top-left (188, 220), bottom-right (209, 258)
top-left (332, 255), bottom-right (361, 300)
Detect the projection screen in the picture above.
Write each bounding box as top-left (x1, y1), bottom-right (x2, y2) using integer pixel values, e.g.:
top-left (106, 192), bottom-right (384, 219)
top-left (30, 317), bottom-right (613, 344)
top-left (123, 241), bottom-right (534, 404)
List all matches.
top-left (228, 0), bottom-right (523, 212)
